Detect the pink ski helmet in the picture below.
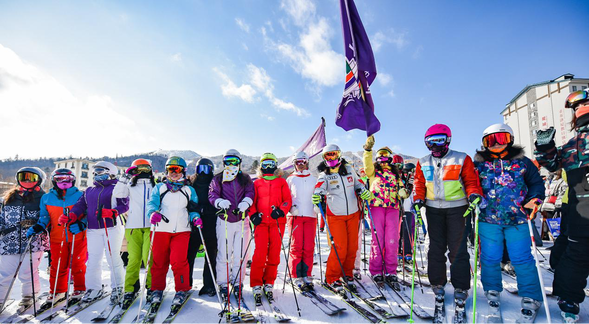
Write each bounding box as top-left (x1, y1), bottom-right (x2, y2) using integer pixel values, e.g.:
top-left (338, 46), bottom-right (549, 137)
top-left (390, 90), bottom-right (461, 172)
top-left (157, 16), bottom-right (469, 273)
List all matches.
top-left (424, 124), bottom-right (452, 158)
top-left (424, 124), bottom-right (452, 141)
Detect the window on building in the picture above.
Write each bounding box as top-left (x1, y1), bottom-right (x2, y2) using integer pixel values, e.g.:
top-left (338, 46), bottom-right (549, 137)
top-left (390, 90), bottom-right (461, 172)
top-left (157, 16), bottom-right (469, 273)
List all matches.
top-left (583, 86), bottom-right (588, 90)
top-left (81, 180), bottom-right (87, 187)
top-left (71, 162), bottom-right (75, 168)
top-left (82, 171), bottom-right (88, 178)
top-left (572, 86), bottom-right (578, 91)
top-left (82, 163), bottom-right (89, 170)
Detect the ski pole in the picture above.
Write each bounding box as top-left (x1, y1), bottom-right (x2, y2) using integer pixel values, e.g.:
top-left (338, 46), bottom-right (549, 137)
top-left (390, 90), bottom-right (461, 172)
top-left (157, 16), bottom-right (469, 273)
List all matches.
top-left (272, 207), bottom-right (301, 317)
top-left (64, 233), bottom-right (76, 314)
top-left (364, 203), bottom-right (389, 279)
top-left (236, 210), bottom-right (245, 317)
top-left (282, 220), bottom-right (295, 294)
top-left (404, 211), bottom-right (424, 294)
top-left (0, 237), bottom-right (34, 315)
top-left (223, 210), bottom-right (230, 320)
top-left (197, 226), bottom-right (223, 309)
top-left (29, 241), bottom-right (37, 317)
top-left (315, 215), bottom-right (323, 283)
top-left (471, 205), bottom-right (481, 324)
top-left (408, 206), bottom-right (422, 323)
top-left (50, 226), bottom-right (67, 313)
top-left (316, 202), bottom-right (352, 289)
top-left (527, 204), bottom-right (551, 324)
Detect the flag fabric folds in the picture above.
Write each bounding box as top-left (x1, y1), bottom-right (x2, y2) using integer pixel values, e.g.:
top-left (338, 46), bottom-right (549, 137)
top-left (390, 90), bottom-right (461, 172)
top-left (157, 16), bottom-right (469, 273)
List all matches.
top-left (279, 118), bottom-right (327, 171)
top-left (336, 0), bottom-right (380, 136)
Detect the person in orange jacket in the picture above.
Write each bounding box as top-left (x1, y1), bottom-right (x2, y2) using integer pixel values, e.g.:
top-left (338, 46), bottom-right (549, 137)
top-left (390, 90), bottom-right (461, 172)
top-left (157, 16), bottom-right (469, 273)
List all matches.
top-left (248, 153), bottom-right (292, 306)
top-left (413, 124), bottom-right (483, 314)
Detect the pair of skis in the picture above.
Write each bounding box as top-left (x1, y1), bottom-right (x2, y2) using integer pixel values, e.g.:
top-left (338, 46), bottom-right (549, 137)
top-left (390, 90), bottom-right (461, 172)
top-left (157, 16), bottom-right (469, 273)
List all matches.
top-left (253, 291), bottom-right (291, 323)
top-left (132, 290), bottom-right (194, 324)
top-left (293, 284), bottom-right (345, 316)
top-left (3, 292), bottom-right (49, 323)
top-left (41, 290), bottom-right (110, 323)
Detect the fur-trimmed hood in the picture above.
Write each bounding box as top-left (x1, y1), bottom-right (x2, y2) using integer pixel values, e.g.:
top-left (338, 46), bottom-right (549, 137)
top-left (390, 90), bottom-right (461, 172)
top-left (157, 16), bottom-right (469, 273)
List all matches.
top-left (256, 167), bottom-right (284, 178)
top-left (317, 158), bottom-right (351, 176)
top-left (474, 145), bottom-right (525, 163)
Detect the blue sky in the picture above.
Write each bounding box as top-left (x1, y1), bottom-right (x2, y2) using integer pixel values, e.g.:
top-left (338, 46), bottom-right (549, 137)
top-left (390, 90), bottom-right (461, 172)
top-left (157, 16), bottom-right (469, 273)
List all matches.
top-left (0, 0), bottom-right (588, 159)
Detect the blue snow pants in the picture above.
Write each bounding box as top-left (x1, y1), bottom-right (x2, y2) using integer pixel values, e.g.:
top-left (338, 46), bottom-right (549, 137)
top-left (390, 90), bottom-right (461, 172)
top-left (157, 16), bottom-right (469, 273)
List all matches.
top-left (479, 222), bottom-right (543, 301)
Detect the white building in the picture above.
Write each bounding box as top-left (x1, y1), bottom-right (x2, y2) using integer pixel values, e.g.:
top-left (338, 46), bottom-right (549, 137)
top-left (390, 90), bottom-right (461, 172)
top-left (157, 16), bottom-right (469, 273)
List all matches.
top-left (53, 159), bottom-right (127, 190)
top-left (502, 73), bottom-right (589, 158)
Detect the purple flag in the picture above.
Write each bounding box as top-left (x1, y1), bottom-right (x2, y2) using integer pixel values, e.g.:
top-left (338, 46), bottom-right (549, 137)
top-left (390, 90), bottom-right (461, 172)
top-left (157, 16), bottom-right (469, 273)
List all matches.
top-left (279, 118), bottom-right (327, 171)
top-left (336, 0), bottom-right (380, 136)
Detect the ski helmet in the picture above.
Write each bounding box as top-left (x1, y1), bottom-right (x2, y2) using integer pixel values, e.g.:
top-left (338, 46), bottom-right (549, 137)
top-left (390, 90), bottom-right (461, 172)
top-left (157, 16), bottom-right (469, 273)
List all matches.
top-left (482, 123), bottom-right (514, 149)
top-left (322, 144), bottom-right (342, 168)
top-left (223, 149), bottom-right (242, 166)
top-left (424, 124), bottom-right (452, 158)
top-left (375, 147), bottom-right (393, 157)
top-left (565, 89), bottom-right (589, 109)
top-left (16, 167), bottom-right (45, 190)
top-left (260, 153), bottom-right (278, 174)
top-left (165, 156), bottom-right (187, 174)
top-left (293, 151), bottom-right (309, 163)
top-left (392, 155), bottom-right (404, 169)
top-left (130, 158), bottom-right (153, 175)
top-left (403, 162), bottom-right (416, 172)
top-left (51, 168), bottom-right (76, 190)
top-left (196, 158), bottom-right (214, 175)
top-left (566, 89), bottom-right (589, 127)
top-left (93, 161), bottom-right (118, 176)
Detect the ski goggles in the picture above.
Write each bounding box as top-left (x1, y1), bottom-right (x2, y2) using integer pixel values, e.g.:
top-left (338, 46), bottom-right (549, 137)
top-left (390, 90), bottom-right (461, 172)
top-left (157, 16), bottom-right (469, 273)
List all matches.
top-left (323, 151), bottom-right (341, 161)
top-left (92, 167), bottom-right (109, 176)
top-left (197, 164), bottom-right (212, 175)
top-left (376, 156), bottom-right (391, 163)
top-left (565, 90), bottom-right (589, 109)
top-left (294, 158), bottom-right (308, 166)
top-left (53, 174), bottom-right (74, 183)
top-left (261, 159), bottom-right (277, 169)
top-left (166, 165), bottom-right (184, 174)
top-left (17, 172), bottom-right (39, 183)
top-left (135, 165), bottom-right (152, 174)
top-left (223, 157), bottom-right (241, 166)
top-left (376, 149), bottom-right (391, 157)
top-left (425, 134), bottom-right (448, 147)
top-left (482, 132), bottom-right (512, 148)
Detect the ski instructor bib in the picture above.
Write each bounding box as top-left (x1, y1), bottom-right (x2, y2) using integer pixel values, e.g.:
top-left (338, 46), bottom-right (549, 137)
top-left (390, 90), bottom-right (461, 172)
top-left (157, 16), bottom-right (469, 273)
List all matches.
top-left (419, 150), bottom-right (468, 209)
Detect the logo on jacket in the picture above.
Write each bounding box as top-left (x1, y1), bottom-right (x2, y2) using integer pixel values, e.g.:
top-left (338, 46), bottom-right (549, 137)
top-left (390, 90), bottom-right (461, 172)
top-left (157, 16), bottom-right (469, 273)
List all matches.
top-left (347, 176), bottom-right (353, 183)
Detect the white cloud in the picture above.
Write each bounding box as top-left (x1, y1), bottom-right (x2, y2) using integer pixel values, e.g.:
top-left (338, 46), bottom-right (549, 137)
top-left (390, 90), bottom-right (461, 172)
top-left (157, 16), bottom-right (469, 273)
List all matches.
top-left (378, 72), bottom-right (392, 86)
top-left (372, 29), bottom-right (408, 52)
top-left (212, 67), bottom-right (257, 103)
top-left (261, 114), bottom-right (275, 121)
top-left (280, 0), bottom-right (316, 27)
top-left (0, 44), bottom-right (160, 159)
top-left (170, 53), bottom-right (182, 62)
top-left (235, 18), bottom-right (250, 33)
top-left (387, 89), bottom-right (395, 97)
top-left (242, 43), bottom-right (249, 51)
top-left (289, 146), bottom-right (296, 151)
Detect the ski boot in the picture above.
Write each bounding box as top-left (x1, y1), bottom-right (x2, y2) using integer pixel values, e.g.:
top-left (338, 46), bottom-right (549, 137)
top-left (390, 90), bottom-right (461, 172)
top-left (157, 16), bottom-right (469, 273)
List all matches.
top-left (263, 284), bottom-right (274, 303)
top-left (171, 291), bottom-right (189, 306)
top-left (484, 290), bottom-right (502, 323)
top-left (345, 277), bottom-right (358, 294)
top-left (501, 261), bottom-right (516, 278)
top-left (328, 279), bottom-right (345, 295)
top-left (82, 288), bottom-right (102, 303)
top-left (219, 286), bottom-right (228, 301)
top-left (18, 295), bottom-right (34, 308)
top-left (558, 299), bottom-right (580, 323)
top-left (71, 290), bottom-right (85, 300)
top-left (150, 290), bottom-right (164, 304)
top-left (252, 286), bottom-right (263, 306)
top-left (46, 292), bottom-right (66, 303)
top-left (385, 274), bottom-right (401, 291)
top-left (515, 297), bottom-right (541, 323)
top-left (110, 287), bottom-right (123, 304)
top-left (233, 284), bottom-right (242, 300)
top-left (302, 277), bottom-right (314, 291)
top-left (432, 286), bottom-right (446, 323)
top-left (372, 274), bottom-right (384, 288)
top-left (198, 286), bottom-right (216, 297)
top-left (404, 255), bottom-right (413, 263)
top-left (121, 292), bottom-right (137, 310)
top-left (353, 269), bottom-right (362, 280)
top-left (453, 289), bottom-right (468, 323)
top-left (294, 278), bottom-right (307, 291)
top-left (146, 289), bottom-right (154, 303)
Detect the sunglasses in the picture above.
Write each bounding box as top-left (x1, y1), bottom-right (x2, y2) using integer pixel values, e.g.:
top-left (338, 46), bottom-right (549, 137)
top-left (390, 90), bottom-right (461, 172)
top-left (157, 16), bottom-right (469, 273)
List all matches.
top-left (166, 165), bottom-right (184, 174)
top-left (93, 167), bottom-right (109, 176)
top-left (323, 151), bottom-right (340, 161)
top-left (294, 159), bottom-right (308, 165)
top-left (261, 160), bottom-right (277, 169)
top-left (566, 90), bottom-right (589, 108)
top-left (17, 172), bottom-right (39, 183)
top-left (425, 134), bottom-right (448, 147)
top-left (53, 174), bottom-right (74, 183)
top-left (223, 157), bottom-right (241, 166)
top-left (197, 165), bottom-right (212, 175)
top-left (483, 132), bottom-right (512, 148)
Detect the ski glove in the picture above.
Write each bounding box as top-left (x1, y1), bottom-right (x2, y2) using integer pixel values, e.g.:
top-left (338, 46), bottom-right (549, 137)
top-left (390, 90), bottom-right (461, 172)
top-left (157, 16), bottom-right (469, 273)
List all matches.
top-left (150, 212), bottom-right (163, 225)
top-left (412, 199), bottom-right (425, 214)
top-left (101, 208), bottom-right (118, 219)
top-left (363, 135), bottom-right (375, 151)
top-left (312, 194), bottom-right (322, 205)
top-left (360, 190), bottom-right (373, 201)
top-left (216, 199), bottom-right (231, 210)
top-left (58, 213), bottom-right (77, 225)
top-left (535, 127), bottom-right (556, 148)
top-left (468, 194), bottom-right (482, 204)
top-left (237, 201), bottom-right (250, 214)
top-left (271, 208), bottom-right (285, 220)
top-left (250, 212), bottom-right (262, 226)
top-left (524, 198), bottom-right (543, 220)
top-left (26, 224), bottom-right (45, 238)
top-left (191, 213), bottom-right (203, 228)
top-left (69, 220), bottom-right (87, 235)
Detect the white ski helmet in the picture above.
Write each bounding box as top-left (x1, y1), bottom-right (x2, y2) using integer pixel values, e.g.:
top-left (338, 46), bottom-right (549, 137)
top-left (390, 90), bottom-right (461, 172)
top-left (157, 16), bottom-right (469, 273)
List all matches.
top-left (93, 161), bottom-right (118, 176)
top-left (322, 144), bottom-right (342, 168)
top-left (482, 123), bottom-right (514, 145)
top-left (293, 151), bottom-right (309, 162)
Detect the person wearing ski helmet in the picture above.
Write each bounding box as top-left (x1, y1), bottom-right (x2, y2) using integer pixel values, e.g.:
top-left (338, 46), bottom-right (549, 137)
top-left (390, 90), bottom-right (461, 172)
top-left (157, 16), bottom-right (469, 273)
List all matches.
top-left (0, 168), bottom-right (48, 310)
top-left (28, 169), bottom-right (87, 304)
top-left (399, 162), bottom-right (417, 263)
top-left (413, 124), bottom-right (483, 305)
top-left (474, 123), bottom-right (546, 320)
top-left (362, 136), bottom-right (409, 286)
top-left (67, 161), bottom-right (129, 303)
top-left (147, 156), bottom-right (201, 304)
top-left (286, 151), bottom-right (318, 290)
top-left (208, 149), bottom-right (254, 297)
top-left (248, 153), bottom-right (292, 303)
top-left (188, 158), bottom-right (218, 296)
top-left (535, 89), bottom-right (589, 322)
top-left (392, 154), bottom-right (404, 170)
top-left (313, 144), bottom-right (372, 287)
top-left (112, 158), bottom-right (156, 305)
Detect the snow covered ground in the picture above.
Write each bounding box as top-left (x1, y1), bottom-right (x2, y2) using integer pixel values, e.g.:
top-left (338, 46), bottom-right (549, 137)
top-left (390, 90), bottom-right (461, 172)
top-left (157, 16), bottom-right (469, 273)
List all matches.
top-left (1, 230), bottom-right (588, 324)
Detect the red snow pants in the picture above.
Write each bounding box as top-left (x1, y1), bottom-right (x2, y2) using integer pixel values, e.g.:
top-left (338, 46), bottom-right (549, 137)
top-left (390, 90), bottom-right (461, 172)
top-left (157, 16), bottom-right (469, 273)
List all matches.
top-left (250, 222), bottom-right (285, 287)
top-left (150, 231), bottom-right (190, 292)
top-left (287, 216), bottom-right (317, 278)
top-left (49, 238), bottom-right (87, 294)
top-left (325, 212), bottom-right (360, 284)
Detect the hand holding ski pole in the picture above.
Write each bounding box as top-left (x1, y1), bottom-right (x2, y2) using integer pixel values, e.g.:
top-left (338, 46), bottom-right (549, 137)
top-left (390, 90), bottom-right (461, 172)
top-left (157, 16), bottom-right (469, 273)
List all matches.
top-left (524, 198), bottom-right (543, 220)
top-left (463, 196), bottom-right (481, 218)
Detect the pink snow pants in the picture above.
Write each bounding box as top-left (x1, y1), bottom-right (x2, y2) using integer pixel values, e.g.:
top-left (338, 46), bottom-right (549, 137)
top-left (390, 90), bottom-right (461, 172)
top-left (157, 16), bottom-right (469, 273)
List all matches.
top-left (368, 206), bottom-right (400, 276)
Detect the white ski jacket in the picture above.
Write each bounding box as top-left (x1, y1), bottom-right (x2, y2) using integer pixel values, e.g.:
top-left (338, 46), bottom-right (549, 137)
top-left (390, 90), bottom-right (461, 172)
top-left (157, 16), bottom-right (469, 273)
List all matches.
top-left (113, 178), bottom-right (154, 229)
top-left (147, 183), bottom-right (199, 234)
top-left (286, 170), bottom-right (317, 218)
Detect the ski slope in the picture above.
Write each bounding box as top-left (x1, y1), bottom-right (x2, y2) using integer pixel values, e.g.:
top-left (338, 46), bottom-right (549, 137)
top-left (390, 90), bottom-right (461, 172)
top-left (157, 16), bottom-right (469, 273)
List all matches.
top-left (1, 231), bottom-right (588, 323)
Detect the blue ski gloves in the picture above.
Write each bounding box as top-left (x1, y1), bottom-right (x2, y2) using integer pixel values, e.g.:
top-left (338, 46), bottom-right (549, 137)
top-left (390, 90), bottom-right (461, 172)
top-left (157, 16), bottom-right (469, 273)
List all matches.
top-left (69, 220), bottom-right (87, 235)
top-left (26, 224), bottom-right (45, 238)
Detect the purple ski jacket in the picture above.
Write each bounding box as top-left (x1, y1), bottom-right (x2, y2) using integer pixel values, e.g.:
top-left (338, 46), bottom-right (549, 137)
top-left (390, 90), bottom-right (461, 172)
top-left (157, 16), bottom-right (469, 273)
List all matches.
top-left (71, 179), bottom-right (129, 229)
top-left (208, 173), bottom-right (255, 223)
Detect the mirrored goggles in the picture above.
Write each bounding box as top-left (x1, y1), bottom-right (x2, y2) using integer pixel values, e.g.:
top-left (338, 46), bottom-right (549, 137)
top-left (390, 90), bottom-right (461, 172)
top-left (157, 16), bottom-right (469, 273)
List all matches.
top-left (223, 157), bottom-right (241, 166)
top-left (166, 165), bottom-right (184, 174)
top-left (294, 158), bottom-right (308, 166)
top-left (135, 165), bottom-right (152, 174)
top-left (483, 132), bottom-right (512, 148)
top-left (323, 151), bottom-right (340, 161)
top-left (53, 174), bottom-right (74, 183)
top-left (425, 134), bottom-right (448, 147)
top-left (376, 156), bottom-right (391, 164)
top-left (93, 167), bottom-right (109, 176)
top-left (376, 150), bottom-right (391, 157)
top-left (17, 172), bottom-right (39, 183)
top-left (261, 159), bottom-right (277, 169)
top-left (566, 90), bottom-right (589, 108)
top-left (197, 164), bottom-right (212, 175)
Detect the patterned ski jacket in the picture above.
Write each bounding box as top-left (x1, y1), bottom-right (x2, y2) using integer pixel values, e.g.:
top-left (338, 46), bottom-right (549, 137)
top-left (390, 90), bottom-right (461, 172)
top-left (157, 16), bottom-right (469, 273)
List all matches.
top-left (474, 146), bottom-right (545, 225)
top-left (362, 149), bottom-right (408, 209)
top-left (535, 125), bottom-right (589, 237)
top-left (0, 190), bottom-right (48, 255)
